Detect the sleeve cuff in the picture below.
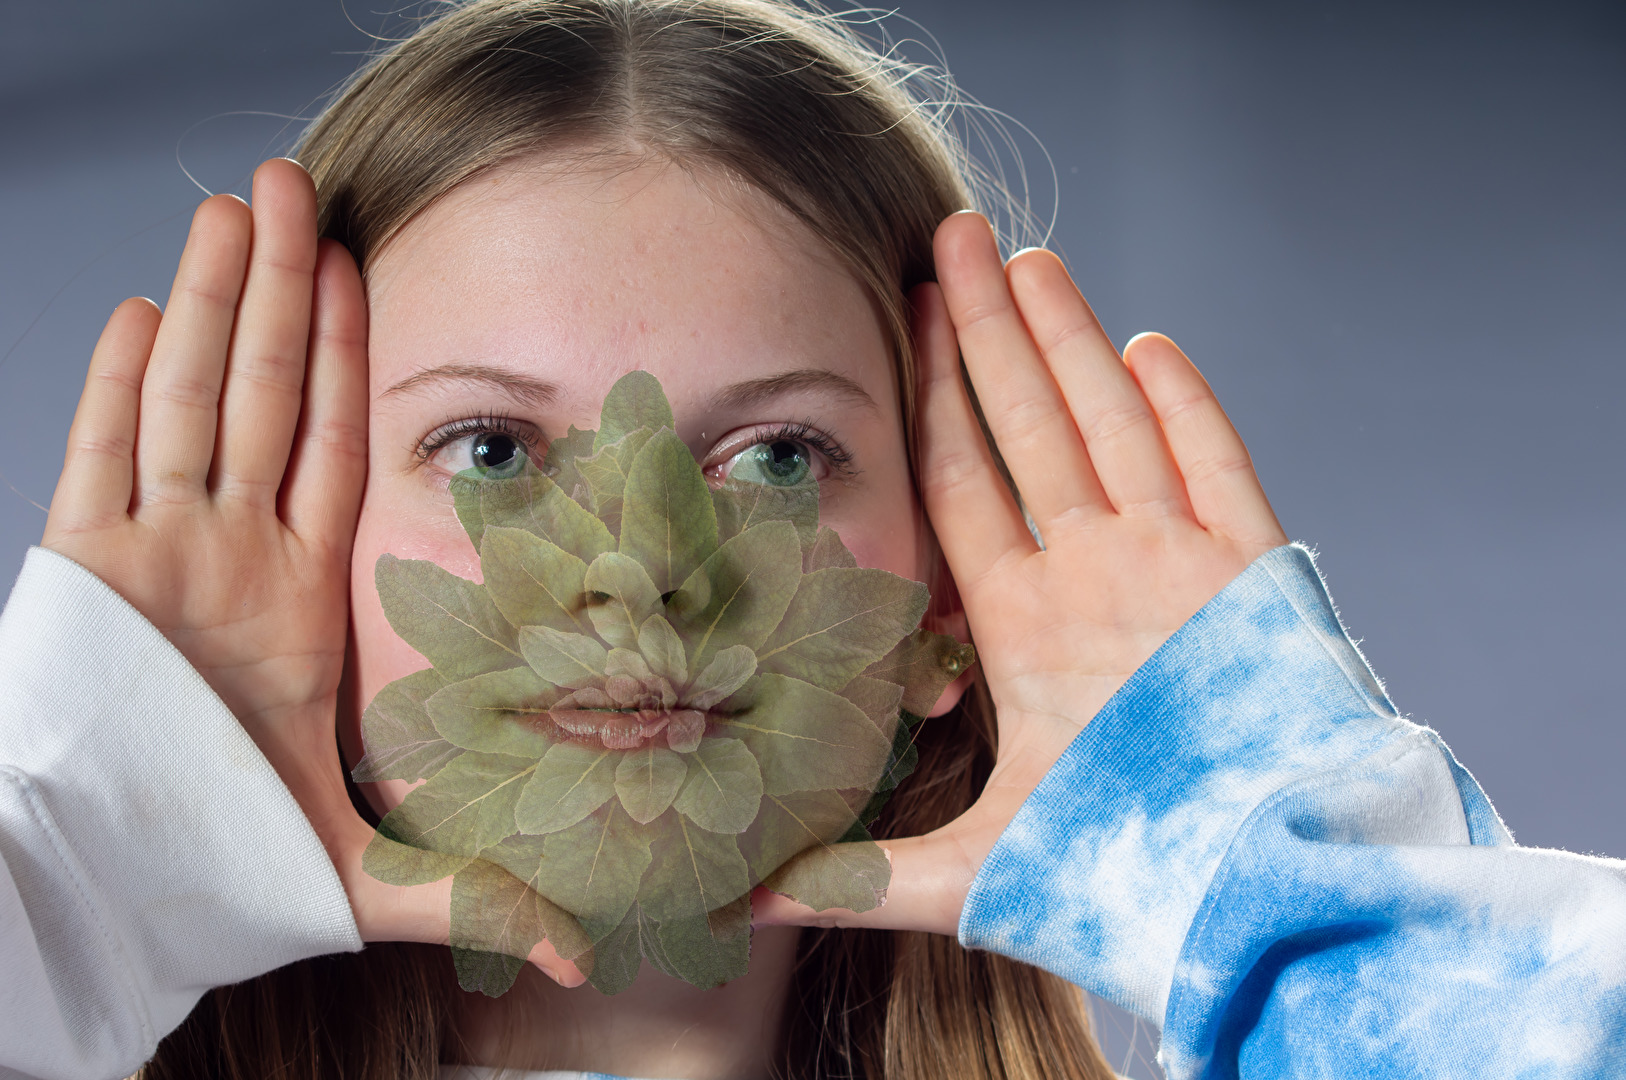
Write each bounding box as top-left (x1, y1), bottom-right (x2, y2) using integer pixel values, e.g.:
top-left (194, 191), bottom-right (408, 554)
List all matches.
top-left (957, 544), bottom-right (1417, 1022)
top-left (0, 547), bottom-right (361, 1049)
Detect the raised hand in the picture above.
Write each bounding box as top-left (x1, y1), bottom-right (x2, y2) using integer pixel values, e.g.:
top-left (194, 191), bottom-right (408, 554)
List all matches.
top-left (757, 211), bottom-right (1288, 936)
top-left (41, 158), bottom-right (369, 874)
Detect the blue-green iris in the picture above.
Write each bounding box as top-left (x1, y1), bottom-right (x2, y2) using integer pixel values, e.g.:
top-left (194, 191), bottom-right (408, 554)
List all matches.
top-left (732, 439), bottom-right (812, 487)
top-left (470, 432), bottom-right (529, 480)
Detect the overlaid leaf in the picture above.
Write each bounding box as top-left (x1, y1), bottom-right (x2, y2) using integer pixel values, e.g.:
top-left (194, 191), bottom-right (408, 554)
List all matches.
top-left (667, 521), bottom-right (800, 675)
top-left (353, 668), bottom-right (458, 783)
top-left (594, 370), bottom-right (673, 451)
top-left (619, 428), bottom-right (718, 593)
top-left (578, 428), bottom-right (656, 537)
top-left (480, 526), bottom-right (591, 634)
top-left (839, 675), bottom-right (905, 741)
top-left (360, 827), bottom-right (471, 886)
top-left (451, 462), bottom-right (614, 562)
top-left (614, 745), bottom-right (686, 824)
top-left (803, 526), bottom-right (857, 571)
top-left (672, 737), bottom-right (762, 833)
top-left (361, 371), bottom-right (961, 995)
top-left (450, 858), bottom-right (593, 996)
top-left (653, 896), bottom-right (751, 990)
top-left (718, 673), bottom-right (891, 795)
top-left (638, 615), bottom-right (687, 685)
top-left (757, 568), bottom-right (927, 690)
top-left (428, 667), bottom-right (559, 758)
top-left (685, 645), bottom-right (757, 711)
top-left (519, 625), bottom-right (608, 689)
top-left (376, 555), bottom-right (521, 679)
top-left (862, 629), bottom-right (978, 717)
top-left (712, 472), bottom-right (818, 550)
top-left (515, 742), bottom-right (617, 834)
top-left (583, 552), bottom-right (662, 650)
top-left (643, 815), bottom-right (751, 925)
top-left (528, 805), bottom-right (655, 926)
top-left (376, 752), bottom-right (535, 857)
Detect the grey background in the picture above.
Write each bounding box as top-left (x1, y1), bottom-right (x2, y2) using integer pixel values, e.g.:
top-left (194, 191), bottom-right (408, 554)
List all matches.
top-left (1, 3), bottom-right (1621, 1074)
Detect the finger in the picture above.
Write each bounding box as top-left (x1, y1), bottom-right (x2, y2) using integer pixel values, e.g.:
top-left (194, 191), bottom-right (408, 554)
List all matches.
top-left (45, 298), bottom-right (161, 533)
top-left (912, 281), bottom-right (1038, 588)
top-left (932, 213), bottom-right (1110, 525)
top-left (1005, 248), bottom-right (1191, 519)
top-left (282, 239), bottom-right (369, 544)
top-left (1123, 332), bottom-right (1286, 547)
top-left (527, 939), bottom-right (588, 989)
top-left (749, 830), bottom-right (974, 938)
top-left (214, 159), bottom-right (320, 505)
top-left (134, 194), bottom-right (252, 504)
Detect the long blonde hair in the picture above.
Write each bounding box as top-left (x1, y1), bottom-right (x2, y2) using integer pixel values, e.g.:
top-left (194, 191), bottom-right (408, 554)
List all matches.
top-left (145, 3), bottom-right (1114, 1077)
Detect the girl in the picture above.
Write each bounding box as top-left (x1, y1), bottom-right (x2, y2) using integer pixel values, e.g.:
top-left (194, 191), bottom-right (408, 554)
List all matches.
top-left (2, 1), bottom-right (1623, 1078)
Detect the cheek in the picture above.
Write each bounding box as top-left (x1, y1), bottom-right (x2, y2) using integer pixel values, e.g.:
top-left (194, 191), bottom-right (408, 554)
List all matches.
top-left (820, 476), bottom-right (927, 582)
top-left (347, 479), bottom-right (483, 735)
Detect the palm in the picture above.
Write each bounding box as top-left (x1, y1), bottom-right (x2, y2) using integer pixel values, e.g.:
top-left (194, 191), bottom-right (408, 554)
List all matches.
top-left (757, 213), bottom-right (1286, 937)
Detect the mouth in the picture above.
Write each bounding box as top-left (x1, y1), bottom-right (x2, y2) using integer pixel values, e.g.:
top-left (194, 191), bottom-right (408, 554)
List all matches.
top-left (546, 704), bottom-right (710, 752)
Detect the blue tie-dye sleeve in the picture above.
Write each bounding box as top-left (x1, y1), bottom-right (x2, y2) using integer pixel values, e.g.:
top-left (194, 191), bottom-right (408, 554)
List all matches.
top-left (959, 543), bottom-right (1626, 1078)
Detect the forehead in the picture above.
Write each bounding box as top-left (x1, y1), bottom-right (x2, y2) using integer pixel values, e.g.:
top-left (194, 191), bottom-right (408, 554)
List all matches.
top-left (362, 155), bottom-right (890, 410)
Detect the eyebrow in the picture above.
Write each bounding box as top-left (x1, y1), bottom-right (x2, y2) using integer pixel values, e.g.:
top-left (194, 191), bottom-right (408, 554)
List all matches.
top-left (382, 363), bottom-right (561, 408)
top-left (711, 368), bottom-right (879, 414)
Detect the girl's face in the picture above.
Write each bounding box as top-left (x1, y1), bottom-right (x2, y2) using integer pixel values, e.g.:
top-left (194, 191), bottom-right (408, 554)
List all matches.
top-left (343, 156), bottom-right (926, 802)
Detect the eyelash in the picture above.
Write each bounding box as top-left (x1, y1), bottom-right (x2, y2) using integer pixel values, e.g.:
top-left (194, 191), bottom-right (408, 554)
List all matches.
top-left (413, 413), bottom-right (541, 464)
top-left (742, 419), bottom-right (856, 478)
top-left (413, 414), bottom-right (856, 478)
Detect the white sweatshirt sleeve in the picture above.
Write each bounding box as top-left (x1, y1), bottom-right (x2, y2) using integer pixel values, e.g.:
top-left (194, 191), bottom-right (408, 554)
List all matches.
top-left (0, 547), bottom-right (362, 1080)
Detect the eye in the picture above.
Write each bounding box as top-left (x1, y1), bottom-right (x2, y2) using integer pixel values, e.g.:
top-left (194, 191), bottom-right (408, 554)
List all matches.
top-left (707, 421), bottom-right (854, 489)
top-left (726, 438), bottom-right (816, 488)
top-left (424, 424), bottom-right (535, 480)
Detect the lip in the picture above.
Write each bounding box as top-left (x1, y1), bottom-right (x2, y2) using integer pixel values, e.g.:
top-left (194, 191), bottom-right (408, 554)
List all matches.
top-left (546, 704), bottom-right (711, 752)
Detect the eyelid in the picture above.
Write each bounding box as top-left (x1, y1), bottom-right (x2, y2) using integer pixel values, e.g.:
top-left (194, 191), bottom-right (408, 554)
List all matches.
top-left (414, 413), bottom-right (545, 467)
top-left (703, 419), bottom-right (856, 478)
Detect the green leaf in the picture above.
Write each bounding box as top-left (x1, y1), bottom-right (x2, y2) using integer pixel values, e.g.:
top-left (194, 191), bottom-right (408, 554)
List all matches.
top-left (712, 473), bottom-right (819, 551)
top-left (583, 552), bottom-right (662, 650)
top-left (740, 788), bottom-right (860, 878)
top-left (642, 815), bottom-right (751, 924)
top-left (352, 668), bottom-right (459, 783)
top-left (376, 752), bottom-right (535, 857)
top-left (480, 526), bottom-right (591, 635)
top-left (529, 805), bottom-right (655, 927)
top-left (514, 742), bottom-right (617, 834)
top-left (803, 526), bottom-right (857, 571)
top-left (375, 555), bottom-right (521, 679)
top-left (594, 371), bottom-right (674, 452)
top-left (666, 520), bottom-right (800, 676)
top-left (451, 461), bottom-right (614, 563)
top-left (449, 858), bottom-right (593, 997)
top-left (638, 615), bottom-right (687, 685)
top-left (578, 428), bottom-right (657, 538)
top-left (839, 675), bottom-right (905, 741)
top-left (653, 896), bottom-right (751, 990)
top-left (360, 828), bottom-right (471, 886)
top-left (427, 667), bottom-right (559, 758)
top-left (760, 828), bottom-right (890, 914)
top-left (861, 629), bottom-right (978, 717)
top-left (580, 906), bottom-right (645, 995)
top-left (718, 674), bottom-right (892, 795)
top-left (672, 737), bottom-right (762, 833)
top-left (614, 745), bottom-right (687, 824)
top-left (756, 568), bottom-right (927, 690)
top-left (519, 625), bottom-right (608, 689)
top-left (685, 645), bottom-right (757, 711)
top-left (542, 424), bottom-right (596, 511)
top-left (619, 428), bottom-right (718, 594)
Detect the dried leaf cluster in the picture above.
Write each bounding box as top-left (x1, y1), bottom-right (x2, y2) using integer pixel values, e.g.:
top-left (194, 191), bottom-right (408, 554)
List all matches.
top-left (354, 372), bottom-right (974, 995)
